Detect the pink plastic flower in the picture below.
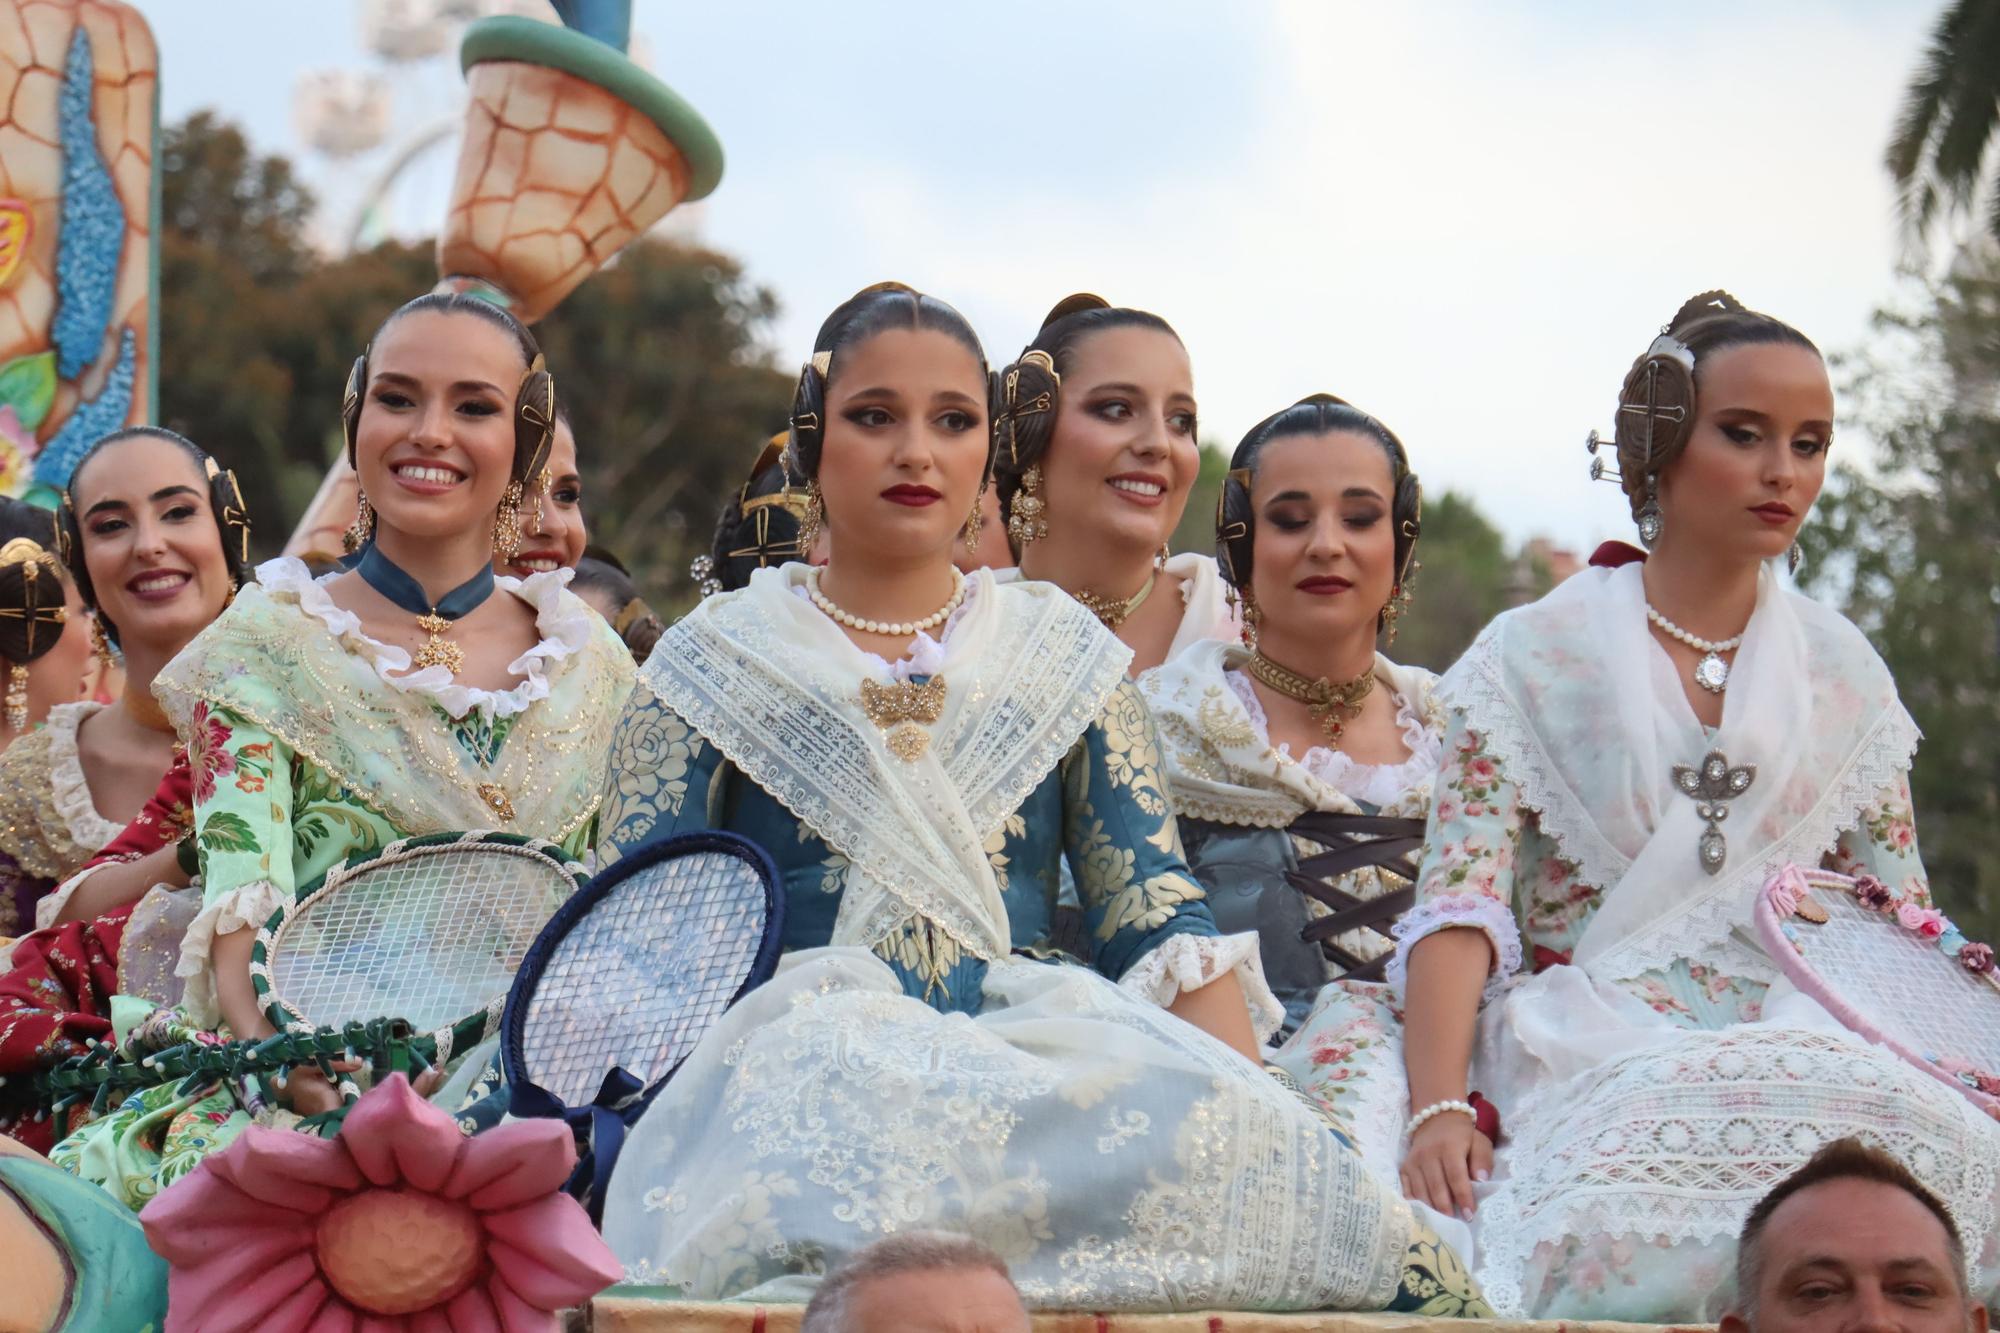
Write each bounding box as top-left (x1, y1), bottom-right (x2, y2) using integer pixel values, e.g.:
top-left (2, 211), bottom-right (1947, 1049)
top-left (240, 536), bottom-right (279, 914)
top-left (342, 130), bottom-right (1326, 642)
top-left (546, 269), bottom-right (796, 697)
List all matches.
top-left (139, 1075), bottom-right (621, 1332)
top-left (1895, 902), bottom-right (1947, 939)
top-left (1960, 942), bottom-right (1996, 975)
top-left (1765, 869), bottom-right (1803, 920)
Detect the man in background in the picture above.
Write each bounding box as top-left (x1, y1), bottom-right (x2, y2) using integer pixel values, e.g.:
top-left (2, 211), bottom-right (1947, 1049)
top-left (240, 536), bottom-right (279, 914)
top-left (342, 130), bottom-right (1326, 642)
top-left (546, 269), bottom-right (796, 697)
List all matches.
top-left (800, 1232), bottom-right (1031, 1333)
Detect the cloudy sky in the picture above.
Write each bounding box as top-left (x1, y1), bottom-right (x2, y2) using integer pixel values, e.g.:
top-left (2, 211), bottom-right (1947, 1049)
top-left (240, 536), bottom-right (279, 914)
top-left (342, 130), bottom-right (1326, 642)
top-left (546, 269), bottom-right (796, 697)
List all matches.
top-left (146, 1), bottom-right (1943, 552)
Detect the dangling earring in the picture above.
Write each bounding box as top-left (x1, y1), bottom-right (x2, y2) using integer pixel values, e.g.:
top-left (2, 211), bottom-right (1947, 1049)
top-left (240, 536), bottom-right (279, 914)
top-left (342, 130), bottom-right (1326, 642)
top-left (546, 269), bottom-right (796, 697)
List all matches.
top-left (89, 615), bottom-right (115, 668)
top-left (4, 662), bottom-right (27, 733)
top-left (1156, 542), bottom-right (1171, 569)
top-left (961, 482), bottom-right (987, 549)
top-left (1787, 542), bottom-right (1803, 576)
top-left (1636, 475), bottom-right (1663, 549)
top-left (493, 480), bottom-right (524, 561)
top-left (1007, 465), bottom-right (1047, 546)
top-left (1379, 579), bottom-right (1415, 645)
top-left (343, 490), bottom-right (375, 555)
top-left (1240, 596), bottom-right (1262, 649)
top-left (796, 480), bottom-right (824, 556)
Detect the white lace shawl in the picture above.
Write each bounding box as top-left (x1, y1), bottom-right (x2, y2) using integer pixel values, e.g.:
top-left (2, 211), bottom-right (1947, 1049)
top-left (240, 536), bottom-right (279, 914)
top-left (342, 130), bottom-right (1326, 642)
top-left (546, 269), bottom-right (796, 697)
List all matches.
top-left (1440, 562), bottom-right (1918, 983)
top-left (640, 564), bottom-right (1132, 963)
top-left (1140, 639), bottom-right (1442, 827)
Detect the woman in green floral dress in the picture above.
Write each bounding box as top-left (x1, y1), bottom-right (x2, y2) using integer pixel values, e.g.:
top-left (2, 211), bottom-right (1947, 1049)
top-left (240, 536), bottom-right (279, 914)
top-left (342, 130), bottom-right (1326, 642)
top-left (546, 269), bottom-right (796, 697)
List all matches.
top-left (56, 294), bottom-right (632, 1208)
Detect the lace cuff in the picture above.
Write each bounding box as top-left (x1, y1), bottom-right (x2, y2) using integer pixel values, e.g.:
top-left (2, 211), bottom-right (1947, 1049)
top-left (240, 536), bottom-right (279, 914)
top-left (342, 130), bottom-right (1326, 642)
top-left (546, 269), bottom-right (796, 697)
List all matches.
top-left (1386, 894), bottom-right (1523, 1003)
top-left (33, 861), bottom-right (104, 930)
top-left (1117, 931), bottom-right (1286, 1045)
top-left (175, 879), bottom-right (289, 1027)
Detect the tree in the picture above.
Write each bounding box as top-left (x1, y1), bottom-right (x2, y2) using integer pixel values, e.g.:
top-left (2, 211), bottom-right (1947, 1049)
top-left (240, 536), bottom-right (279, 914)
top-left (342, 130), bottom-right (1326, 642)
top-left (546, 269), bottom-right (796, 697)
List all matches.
top-left (1390, 491), bottom-right (1519, 674)
top-left (155, 113), bottom-right (793, 605)
top-left (1797, 260), bottom-right (2000, 942)
top-left (1886, 0), bottom-right (2000, 253)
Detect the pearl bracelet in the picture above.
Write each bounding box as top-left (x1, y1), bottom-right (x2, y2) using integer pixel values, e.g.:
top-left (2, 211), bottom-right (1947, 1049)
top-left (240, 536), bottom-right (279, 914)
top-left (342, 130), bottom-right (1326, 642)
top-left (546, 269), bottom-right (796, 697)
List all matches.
top-left (1406, 1099), bottom-right (1477, 1138)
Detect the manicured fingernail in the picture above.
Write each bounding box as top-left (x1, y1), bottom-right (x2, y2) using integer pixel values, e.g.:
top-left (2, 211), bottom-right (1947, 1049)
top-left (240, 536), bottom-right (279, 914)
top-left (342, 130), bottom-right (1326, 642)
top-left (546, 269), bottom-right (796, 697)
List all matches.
top-left (1461, 1206), bottom-right (1475, 1221)
top-left (1474, 1169), bottom-right (1490, 1182)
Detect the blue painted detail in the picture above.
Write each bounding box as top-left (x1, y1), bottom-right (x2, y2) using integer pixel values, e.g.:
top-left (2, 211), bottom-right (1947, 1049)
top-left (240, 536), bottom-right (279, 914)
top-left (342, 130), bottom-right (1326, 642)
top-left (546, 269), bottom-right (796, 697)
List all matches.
top-left (53, 26), bottom-right (124, 383)
top-left (551, 0), bottom-right (632, 52)
top-left (35, 327), bottom-right (135, 487)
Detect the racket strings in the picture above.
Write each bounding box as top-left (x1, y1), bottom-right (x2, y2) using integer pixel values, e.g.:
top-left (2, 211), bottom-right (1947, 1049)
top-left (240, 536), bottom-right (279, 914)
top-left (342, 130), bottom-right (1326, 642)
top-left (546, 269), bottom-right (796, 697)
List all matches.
top-left (1795, 890), bottom-right (2000, 1073)
top-left (273, 846), bottom-right (569, 1032)
top-left (519, 850), bottom-right (768, 1106)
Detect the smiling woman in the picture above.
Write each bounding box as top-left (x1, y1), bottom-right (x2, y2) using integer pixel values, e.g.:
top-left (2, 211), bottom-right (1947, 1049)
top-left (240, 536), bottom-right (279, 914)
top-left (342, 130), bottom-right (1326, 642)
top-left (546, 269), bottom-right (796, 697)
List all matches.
top-left (994, 295), bottom-right (1238, 676)
top-left (50, 294), bottom-right (635, 1207)
top-left (497, 402), bottom-right (587, 581)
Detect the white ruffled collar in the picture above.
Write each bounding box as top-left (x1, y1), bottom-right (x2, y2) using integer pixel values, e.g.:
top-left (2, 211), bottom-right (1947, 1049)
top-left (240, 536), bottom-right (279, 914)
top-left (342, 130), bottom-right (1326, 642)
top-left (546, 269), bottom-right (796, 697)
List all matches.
top-left (253, 557), bottom-right (596, 719)
top-left (40, 700), bottom-right (122, 848)
top-left (1224, 667), bottom-right (1440, 808)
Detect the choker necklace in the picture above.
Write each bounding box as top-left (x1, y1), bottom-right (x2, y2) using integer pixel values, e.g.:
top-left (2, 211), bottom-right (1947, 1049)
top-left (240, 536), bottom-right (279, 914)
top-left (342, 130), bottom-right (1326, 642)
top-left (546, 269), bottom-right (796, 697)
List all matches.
top-left (1645, 603), bottom-right (1745, 695)
top-left (1244, 650), bottom-right (1375, 743)
top-left (1076, 570), bottom-right (1157, 631)
top-left (355, 544), bottom-right (496, 676)
top-left (808, 567), bottom-right (965, 636)
top-left (124, 689), bottom-right (176, 735)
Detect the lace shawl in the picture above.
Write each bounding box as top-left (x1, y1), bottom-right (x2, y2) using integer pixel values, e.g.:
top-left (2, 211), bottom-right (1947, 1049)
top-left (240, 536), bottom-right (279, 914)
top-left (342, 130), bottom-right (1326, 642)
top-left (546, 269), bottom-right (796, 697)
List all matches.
top-left (1440, 562), bottom-right (1919, 983)
top-left (640, 565), bottom-right (1131, 962)
top-left (151, 566), bottom-right (633, 841)
top-left (1141, 640), bottom-right (1442, 827)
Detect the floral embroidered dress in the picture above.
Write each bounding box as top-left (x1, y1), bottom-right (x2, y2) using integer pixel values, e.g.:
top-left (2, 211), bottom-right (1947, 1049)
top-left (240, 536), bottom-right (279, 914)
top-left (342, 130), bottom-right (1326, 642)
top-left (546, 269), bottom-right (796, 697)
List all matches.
top-left (0, 702), bottom-right (124, 938)
top-left (1141, 640), bottom-right (1444, 1034)
top-left (596, 564), bottom-right (1487, 1316)
top-left (1300, 562), bottom-right (2000, 1322)
top-left (51, 557), bottom-right (633, 1210)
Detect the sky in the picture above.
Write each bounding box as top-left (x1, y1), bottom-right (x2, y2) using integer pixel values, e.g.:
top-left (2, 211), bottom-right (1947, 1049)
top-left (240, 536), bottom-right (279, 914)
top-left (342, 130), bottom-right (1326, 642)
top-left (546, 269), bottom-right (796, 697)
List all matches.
top-left (142, 1), bottom-right (1945, 553)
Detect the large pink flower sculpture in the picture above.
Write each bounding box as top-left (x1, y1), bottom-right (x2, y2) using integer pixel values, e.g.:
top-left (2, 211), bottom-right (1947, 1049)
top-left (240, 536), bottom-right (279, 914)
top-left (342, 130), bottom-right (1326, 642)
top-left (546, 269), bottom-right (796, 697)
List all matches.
top-left (139, 1074), bottom-right (622, 1331)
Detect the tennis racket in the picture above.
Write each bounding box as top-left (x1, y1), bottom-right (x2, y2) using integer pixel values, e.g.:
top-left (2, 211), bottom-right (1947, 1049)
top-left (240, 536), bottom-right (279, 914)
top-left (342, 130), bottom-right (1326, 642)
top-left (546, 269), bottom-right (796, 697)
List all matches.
top-left (1756, 865), bottom-right (2000, 1119)
top-left (501, 831), bottom-right (785, 1213)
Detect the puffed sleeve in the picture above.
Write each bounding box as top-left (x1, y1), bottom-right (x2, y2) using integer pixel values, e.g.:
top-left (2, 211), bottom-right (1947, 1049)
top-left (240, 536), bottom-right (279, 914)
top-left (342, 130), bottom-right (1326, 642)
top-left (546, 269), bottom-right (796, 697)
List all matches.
top-left (1066, 680), bottom-right (1283, 1042)
top-left (173, 703), bottom-right (297, 1026)
top-left (1825, 771), bottom-right (1931, 904)
top-left (1386, 710), bottom-right (1529, 1001)
top-left (597, 684), bottom-right (724, 865)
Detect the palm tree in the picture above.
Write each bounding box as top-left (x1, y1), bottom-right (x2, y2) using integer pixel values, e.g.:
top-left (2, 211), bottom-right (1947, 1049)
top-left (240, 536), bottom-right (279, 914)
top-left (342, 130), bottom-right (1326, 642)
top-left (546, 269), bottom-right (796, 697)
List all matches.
top-left (1887, 0), bottom-right (2000, 253)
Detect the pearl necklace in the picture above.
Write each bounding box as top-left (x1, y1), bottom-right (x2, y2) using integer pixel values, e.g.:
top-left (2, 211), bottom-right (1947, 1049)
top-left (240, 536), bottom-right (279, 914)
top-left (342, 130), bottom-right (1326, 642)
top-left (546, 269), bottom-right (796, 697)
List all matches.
top-left (1645, 603), bottom-right (1746, 694)
top-left (808, 567), bottom-right (965, 636)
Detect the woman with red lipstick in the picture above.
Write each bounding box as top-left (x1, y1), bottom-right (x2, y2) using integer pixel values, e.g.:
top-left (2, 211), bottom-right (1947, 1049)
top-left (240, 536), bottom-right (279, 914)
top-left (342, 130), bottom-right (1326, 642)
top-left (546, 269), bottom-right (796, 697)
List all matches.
top-left (496, 402), bottom-right (587, 580)
top-left (600, 283), bottom-right (1485, 1315)
top-left (0, 429), bottom-right (247, 938)
top-left (994, 295), bottom-right (1237, 676)
top-left (1369, 292), bottom-right (1998, 1320)
top-left (52, 294), bottom-right (633, 1205)
top-left (1143, 396), bottom-right (1442, 1034)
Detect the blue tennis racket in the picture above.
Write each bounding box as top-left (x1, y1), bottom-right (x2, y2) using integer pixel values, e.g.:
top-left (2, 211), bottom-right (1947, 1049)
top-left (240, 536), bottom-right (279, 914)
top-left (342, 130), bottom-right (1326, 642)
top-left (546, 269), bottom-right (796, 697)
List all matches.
top-left (500, 831), bottom-right (785, 1213)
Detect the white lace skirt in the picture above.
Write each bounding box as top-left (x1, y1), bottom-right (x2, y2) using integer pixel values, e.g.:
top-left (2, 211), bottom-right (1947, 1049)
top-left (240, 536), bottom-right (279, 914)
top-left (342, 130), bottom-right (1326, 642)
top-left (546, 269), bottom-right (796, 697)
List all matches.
top-left (598, 947), bottom-right (1417, 1311)
top-left (1275, 965), bottom-right (2000, 1321)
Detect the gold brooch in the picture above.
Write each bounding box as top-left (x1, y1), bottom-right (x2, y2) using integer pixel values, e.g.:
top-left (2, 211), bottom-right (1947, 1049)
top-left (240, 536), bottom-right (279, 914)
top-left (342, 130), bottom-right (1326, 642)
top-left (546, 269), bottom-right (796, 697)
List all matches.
top-left (477, 782), bottom-right (516, 822)
top-left (861, 676), bottom-right (947, 761)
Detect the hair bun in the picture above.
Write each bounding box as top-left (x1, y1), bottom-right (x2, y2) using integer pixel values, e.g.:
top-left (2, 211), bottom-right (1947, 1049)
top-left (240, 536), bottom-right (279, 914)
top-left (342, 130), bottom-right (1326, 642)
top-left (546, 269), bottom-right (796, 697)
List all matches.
top-left (1668, 289), bottom-right (1745, 332)
top-left (1294, 392), bottom-right (1353, 409)
top-left (1039, 293), bottom-right (1110, 330)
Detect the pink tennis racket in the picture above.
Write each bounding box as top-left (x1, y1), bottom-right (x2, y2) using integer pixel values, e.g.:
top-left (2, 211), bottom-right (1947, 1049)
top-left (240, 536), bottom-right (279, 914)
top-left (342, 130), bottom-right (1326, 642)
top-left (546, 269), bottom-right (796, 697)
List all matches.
top-left (1756, 865), bottom-right (2000, 1119)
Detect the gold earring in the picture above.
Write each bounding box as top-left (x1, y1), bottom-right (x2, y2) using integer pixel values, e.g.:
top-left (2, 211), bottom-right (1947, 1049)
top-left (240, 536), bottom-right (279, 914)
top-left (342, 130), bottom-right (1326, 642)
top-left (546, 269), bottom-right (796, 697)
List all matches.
top-left (796, 480), bottom-right (824, 556)
top-left (1156, 542), bottom-right (1171, 569)
top-left (4, 662), bottom-right (27, 733)
top-left (1240, 595), bottom-right (1261, 649)
top-left (90, 615), bottom-right (115, 668)
top-left (493, 480), bottom-right (524, 561)
top-left (1007, 465), bottom-right (1047, 546)
top-left (343, 491), bottom-right (375, 554)
top-left (961, 482), bottom-right (987, 549)
top-left (1379, 575), bottom-right (1416, 644)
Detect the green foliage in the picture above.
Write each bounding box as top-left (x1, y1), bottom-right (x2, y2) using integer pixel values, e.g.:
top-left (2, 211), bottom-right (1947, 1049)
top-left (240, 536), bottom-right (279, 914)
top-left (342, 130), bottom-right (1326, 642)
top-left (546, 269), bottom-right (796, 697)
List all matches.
top-left (1798, 263), bottom-right (2000, 941)
top-left (1168, 441), bottom-right (1229, 557)
top-left (1885, 0), bottom-right (2000, 253)
top-left (154, 112), bottom-right (792, 608)
top-left (1391, 491), bottom-right (1530, 673)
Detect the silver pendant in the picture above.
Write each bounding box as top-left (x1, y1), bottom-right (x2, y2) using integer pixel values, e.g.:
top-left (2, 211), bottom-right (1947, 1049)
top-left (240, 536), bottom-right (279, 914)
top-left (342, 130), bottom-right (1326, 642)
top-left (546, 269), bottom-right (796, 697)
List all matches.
top-left (1672, 750), bottom-right (1756, 876)
top-left (1693, 652), bottom-right (1730, 693)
